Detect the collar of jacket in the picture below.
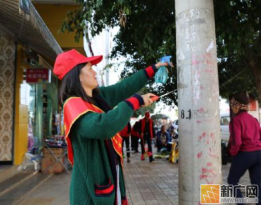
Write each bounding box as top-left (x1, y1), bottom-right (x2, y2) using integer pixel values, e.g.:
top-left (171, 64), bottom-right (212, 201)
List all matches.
top-left (63, 97), bottom-right (123, 166)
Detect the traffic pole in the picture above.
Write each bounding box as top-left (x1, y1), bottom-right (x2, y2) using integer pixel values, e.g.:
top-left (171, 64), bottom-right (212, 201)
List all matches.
top-left (175, 0), bottom-right (222, 204)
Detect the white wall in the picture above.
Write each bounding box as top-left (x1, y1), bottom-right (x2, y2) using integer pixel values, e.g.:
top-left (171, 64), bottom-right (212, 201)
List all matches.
top-left (248, 101), bottom-right (260, 121)
top-left (84, 27), bottom-right (124, 86)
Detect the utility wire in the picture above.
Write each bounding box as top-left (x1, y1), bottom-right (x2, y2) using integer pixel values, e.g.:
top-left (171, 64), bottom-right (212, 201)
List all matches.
top-left (219, 67), bottom-right (248, 88)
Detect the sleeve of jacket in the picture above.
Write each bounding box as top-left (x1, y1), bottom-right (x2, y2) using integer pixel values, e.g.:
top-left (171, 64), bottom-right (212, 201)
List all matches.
top-left (98, 65), bottom-right (157, 108)
top-left (229, 118), bottom-right (242, 156)
top-left (71, 95), bottom-right (144, 140)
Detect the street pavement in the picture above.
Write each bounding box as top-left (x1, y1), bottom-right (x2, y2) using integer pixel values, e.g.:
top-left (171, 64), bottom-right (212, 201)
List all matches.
top-left (17, 147), bottom-right (251, 205)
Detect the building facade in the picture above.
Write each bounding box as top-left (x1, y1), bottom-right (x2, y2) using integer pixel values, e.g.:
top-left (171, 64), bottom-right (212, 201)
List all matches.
top-left (0, 0), bottom-right (83, 165)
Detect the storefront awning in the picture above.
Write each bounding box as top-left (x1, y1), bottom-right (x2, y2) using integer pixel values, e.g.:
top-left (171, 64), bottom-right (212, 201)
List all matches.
top-left (0, 0), bottom-right (63, 61)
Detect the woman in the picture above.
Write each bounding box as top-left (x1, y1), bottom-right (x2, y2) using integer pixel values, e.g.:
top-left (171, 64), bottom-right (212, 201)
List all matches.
top-left (227, 92), bottom-right (261, 205)
top-left (53, 49), bottom-right (171, 205)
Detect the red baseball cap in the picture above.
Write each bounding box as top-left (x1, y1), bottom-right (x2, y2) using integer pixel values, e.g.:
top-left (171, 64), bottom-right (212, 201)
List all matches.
top-left (53, 49), bottom-right (103, 80)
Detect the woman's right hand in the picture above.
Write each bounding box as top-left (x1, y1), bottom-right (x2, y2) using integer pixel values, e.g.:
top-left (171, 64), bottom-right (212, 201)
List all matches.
top-left (155, 62), bottom-right (174, 69)
top-left (141, 93), bottom-right (157, 107)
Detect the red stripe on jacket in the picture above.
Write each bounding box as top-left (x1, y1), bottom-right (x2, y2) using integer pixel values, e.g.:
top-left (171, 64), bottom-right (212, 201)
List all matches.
top-left (95, 179), bottom-right (114, 195)
top-left (145, 66), bottom-right (156, 78)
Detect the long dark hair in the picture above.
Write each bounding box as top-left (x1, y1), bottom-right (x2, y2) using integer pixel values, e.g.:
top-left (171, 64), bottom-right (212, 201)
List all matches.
top-left (58, 63), bottom-right (96, 106)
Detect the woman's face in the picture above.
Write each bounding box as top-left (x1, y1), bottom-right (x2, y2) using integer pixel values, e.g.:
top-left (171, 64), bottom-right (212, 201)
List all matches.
top-left (231, 105), bottom-right (239, 114)
top-left (79, 62), bottom-right (98, 95)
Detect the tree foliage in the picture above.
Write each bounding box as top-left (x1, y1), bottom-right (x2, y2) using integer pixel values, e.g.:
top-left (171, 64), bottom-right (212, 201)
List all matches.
top-left (214, 0), bottom-right (261, 99)
top-left (61, 0), bottom-right (261, 104)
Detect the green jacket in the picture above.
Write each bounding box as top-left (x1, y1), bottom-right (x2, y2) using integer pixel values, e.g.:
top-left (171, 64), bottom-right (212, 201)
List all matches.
top-left (69, 65), bottom-right (157, 205)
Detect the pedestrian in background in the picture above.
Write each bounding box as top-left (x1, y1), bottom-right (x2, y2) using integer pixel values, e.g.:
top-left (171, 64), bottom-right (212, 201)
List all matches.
top-left (156, 125), bottom-right (171, 152)
top-left (131, 120), bottom-right (141, 153)
top-left (140, 111), bottom-right (155, 162)
top-left (167, 124), bottom-right (176, 140)
top-left (53, 49), bottom-right (171, 205)
top-left (120, 122), bottom-right (131, 163)
top-left (227, 92), bottom-right (261, 205)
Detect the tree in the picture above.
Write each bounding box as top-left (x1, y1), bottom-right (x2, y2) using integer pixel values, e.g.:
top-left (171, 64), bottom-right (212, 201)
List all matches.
top-left (151, 114), bottom-right (169, 121)
top-left (214, 0), bottom-right (260, 100)
top-left (61, 0), bottom-right (261, 103)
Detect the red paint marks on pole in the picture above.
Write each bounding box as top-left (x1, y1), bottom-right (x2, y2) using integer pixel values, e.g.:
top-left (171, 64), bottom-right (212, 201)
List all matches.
top-left (197, 152), bottom-right (203, 159)
top-left (198, 107), bottom-right (205, 113)
top-left (199, 165), bottom-right (217, 184)
top-left (207, 162), bottom-right (212, 166)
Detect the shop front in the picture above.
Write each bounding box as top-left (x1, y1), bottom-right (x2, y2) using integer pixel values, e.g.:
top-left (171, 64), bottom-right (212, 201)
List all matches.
top-left (16, 51), bottom-right (67, 173)
top-left (0, 0), bottom-right (62, 167)
top-left (19, 56), bottom-right (60, 155)
top-left (13, 46), bottom-right (63, 166)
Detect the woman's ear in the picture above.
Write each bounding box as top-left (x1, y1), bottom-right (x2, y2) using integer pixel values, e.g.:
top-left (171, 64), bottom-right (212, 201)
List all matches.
top-left (79, 72), bottom-right (83, 83)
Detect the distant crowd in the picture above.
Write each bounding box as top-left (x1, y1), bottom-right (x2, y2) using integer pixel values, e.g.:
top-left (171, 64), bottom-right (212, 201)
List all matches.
top-left (119, 111), bottom-right (178, 163)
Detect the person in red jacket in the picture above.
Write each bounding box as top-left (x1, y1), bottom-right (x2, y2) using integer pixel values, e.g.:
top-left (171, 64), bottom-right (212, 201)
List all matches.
top-left (227, 92), bottom-right (261, 204)
top-left (140, 111), bottom-right (155, 162)
top-left (131, 121), bottom-right (141, 153)
top-left (120, 122), bottom-right (131, 162)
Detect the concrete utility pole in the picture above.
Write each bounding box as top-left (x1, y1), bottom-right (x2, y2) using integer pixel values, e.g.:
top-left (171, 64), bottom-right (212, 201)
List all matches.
top-left (175, 0), bottom-right (222, 204)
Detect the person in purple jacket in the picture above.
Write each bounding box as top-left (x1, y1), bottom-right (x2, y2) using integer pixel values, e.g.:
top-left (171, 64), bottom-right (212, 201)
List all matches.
top-left (227, 92), bottom-right (261, 205)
